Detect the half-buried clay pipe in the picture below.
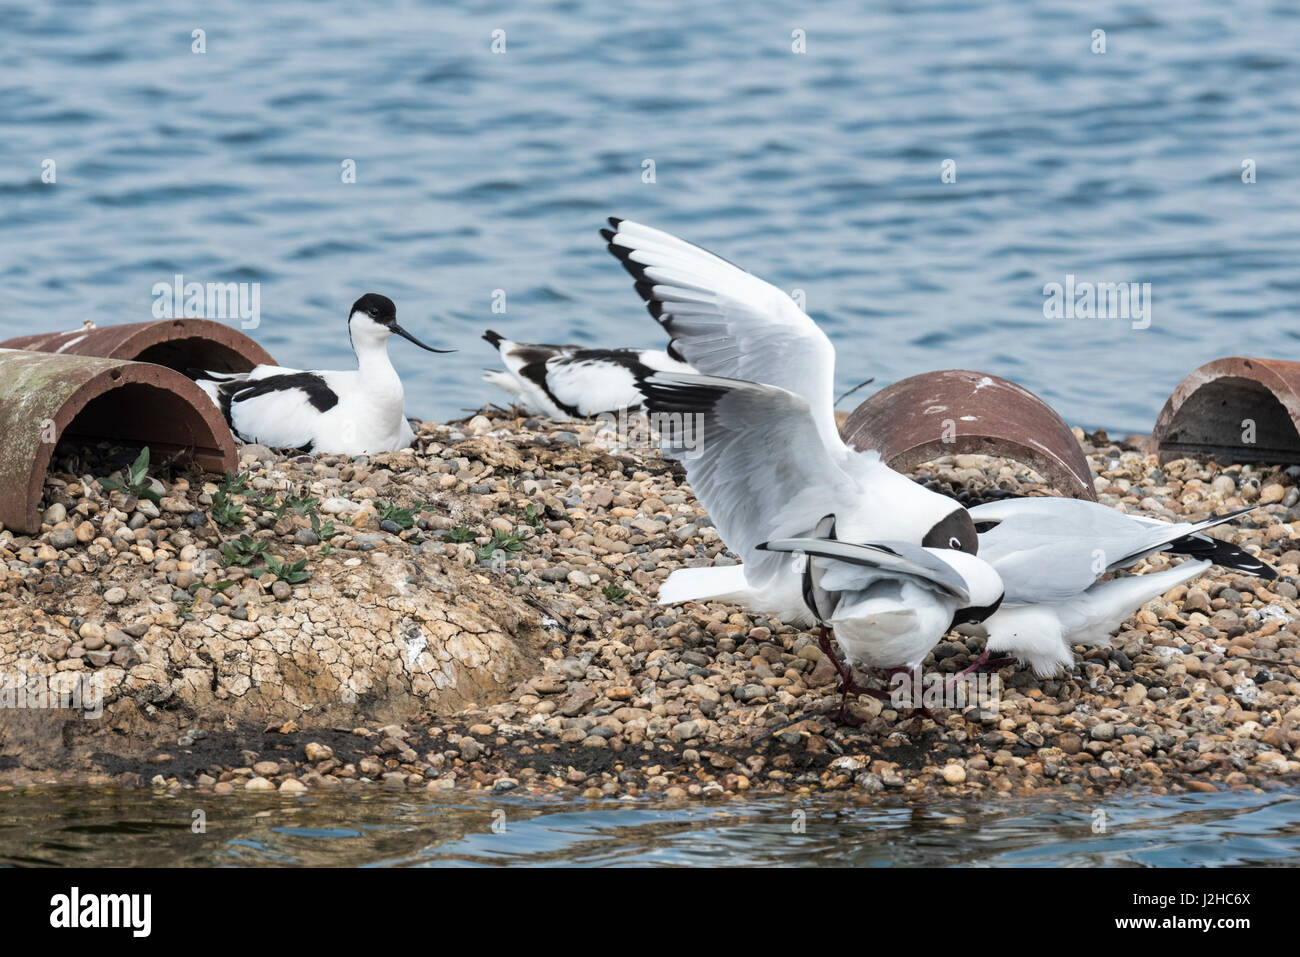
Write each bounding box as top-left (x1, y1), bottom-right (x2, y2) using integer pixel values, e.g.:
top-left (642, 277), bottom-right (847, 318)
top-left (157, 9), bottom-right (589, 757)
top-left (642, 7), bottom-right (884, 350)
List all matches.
top-left (0, 349), bottom-right (237, 535)
top-left (0, 317), bottom-right (275, 375)
top-left (840, 369), bottom-right (1097, 501)
top-left (1152, 357), bottom-right (1300, 466)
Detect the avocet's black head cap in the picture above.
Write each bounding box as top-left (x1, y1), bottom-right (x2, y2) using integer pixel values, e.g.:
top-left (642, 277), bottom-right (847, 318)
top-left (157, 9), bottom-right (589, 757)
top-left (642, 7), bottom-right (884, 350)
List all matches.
top-left (350, 293), bottom-right (397, 324)
top-left (349, 292), bottom-right (454, 354)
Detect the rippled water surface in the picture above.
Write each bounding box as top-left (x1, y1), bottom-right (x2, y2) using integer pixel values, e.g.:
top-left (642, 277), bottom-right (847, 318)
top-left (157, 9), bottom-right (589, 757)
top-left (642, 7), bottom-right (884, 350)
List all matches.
top-left (2, 787), bottom-right (1300, 867)
top-left (3, 1), bottom-right (1300, 431)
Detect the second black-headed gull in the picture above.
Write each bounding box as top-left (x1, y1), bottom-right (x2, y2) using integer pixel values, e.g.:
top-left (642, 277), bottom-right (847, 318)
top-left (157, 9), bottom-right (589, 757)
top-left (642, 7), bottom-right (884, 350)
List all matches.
top-left (965, 497), bottom-right (1271, 675)
top-left (194, 294), bottom-right (452, 455)
top-left (481, 330), bottom-right (694, 418)
top-left (757, 515), bottom-right (1004, 723)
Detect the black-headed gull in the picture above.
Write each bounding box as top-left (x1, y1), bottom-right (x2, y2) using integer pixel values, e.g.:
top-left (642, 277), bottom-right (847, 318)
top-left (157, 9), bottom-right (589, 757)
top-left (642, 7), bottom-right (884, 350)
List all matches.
top-left (603, 217), bottom-right (843, 450)
top-left (603, 218), bottom-right (977, 617)
top-left (967, 497), bottom-right (1271, 676)
top-left (481, 330), bottom-right (694, 418)
top-left (978, 559), bottom-right (1211, 678)
top-left (757, 515), bottom-right (1004, 723)
top-left (194, 293), bottom-right (452, 455)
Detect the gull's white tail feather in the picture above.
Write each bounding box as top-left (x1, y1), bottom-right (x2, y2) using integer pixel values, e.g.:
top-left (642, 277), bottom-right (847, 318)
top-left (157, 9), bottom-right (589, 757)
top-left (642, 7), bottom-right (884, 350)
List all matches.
top-left (657, 565), bottom-right (814, 627)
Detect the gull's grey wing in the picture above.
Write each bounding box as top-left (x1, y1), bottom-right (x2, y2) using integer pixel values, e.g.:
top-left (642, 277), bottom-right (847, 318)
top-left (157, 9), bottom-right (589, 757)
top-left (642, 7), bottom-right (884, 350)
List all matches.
top-left (758, 537), bottom-right (972, 604)
top-left (635, 371), bottom-right (860, 586)
top-left (971, 497), bottom-right (1220, 601)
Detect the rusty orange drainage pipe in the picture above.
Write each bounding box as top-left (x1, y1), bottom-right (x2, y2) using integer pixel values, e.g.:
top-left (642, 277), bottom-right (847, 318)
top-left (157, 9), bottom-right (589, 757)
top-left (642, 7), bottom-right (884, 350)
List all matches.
top-left (1153, 357), bottom-right (1300, 465)
top-left (0, 349), bottom-right (237, 535)
top-left (0, 317), bottom-right (275, 375)
top-left (840, 369), bottom-right (1097, 501)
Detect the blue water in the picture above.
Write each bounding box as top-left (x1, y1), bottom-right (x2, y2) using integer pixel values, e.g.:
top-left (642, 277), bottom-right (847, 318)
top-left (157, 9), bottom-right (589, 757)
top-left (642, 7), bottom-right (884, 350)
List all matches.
top-left (2, 787), bottom-right (1299, 867)
top-left (3, 1), bottom-right (1300, 432)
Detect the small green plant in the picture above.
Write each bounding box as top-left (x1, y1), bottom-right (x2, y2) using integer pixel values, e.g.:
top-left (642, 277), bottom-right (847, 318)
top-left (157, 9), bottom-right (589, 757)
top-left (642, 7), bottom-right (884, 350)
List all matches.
top-left (475, 529), bottom-right (529, 564)
top-left (375, 500), bottom-right (418, 530)
top-left (220, 536), bottom-right (268, 567)
top-left (309, 512), bottom-right (343, 557)
top-left (518, 503), bottom-right (545, 529)
top-left (602, 583), bottom-right (630, 604)
top-left (264, 554), bottom-right (311, 584)
top-left (310, 512), bottom-right (343, 541)
top-left (98, 447), bottom-right (161, 505)
top-left (218, 470), bottom-right (251, 495)
top-left (286, 493), bottom-right (319, 516)
top-left (249, 490), bottom-right (283, 517)
top-left (210, 488), bottom-right (245, 528)
top-left (442, 525), bottom-right (477, 544)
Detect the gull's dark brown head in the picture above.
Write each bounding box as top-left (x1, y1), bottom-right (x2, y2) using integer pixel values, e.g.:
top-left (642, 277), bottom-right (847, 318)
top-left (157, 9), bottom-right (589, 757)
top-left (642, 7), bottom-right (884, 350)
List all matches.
top-left (922, 507), bottom-right (978, 555)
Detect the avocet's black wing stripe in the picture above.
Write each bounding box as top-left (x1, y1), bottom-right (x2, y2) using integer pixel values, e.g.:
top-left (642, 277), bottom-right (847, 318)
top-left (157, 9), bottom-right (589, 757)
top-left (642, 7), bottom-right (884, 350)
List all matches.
top-left (228, 372), bottom-right (339, 413)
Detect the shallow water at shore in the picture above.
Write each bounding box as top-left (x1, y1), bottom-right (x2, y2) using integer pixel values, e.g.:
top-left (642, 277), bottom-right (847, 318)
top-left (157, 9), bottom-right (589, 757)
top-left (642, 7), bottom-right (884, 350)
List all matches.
top-left (3, 786), bottom-right (1299, 867)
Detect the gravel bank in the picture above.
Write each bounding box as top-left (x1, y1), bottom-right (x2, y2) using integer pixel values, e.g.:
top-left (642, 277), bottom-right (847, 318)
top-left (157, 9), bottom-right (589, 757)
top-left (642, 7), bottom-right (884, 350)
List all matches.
top-left (2, 409), bottom-right (1299, 801)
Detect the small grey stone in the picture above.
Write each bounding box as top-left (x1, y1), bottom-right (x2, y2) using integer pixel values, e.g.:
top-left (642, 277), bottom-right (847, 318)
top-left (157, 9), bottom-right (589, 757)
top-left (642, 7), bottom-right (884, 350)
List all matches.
top-left (1090, 722), bottom-right (1116, 742)
top-left (672, 720), bottom-right (704, 741)
top-left (459, 737), bottom-right (482, 761)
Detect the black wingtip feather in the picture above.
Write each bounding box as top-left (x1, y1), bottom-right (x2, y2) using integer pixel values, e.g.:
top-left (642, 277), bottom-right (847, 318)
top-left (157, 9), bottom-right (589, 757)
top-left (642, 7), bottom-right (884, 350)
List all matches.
top-left (1167, 534), bottom-right (1278, 579)
top-left (482, 330), bottom-right (505, 349)
top-left (607, 216), bottom-right (623, 228)
top-left (632, 278), bottom-right (658, 303)
top-left (621, 257), bottom-right (650, 282)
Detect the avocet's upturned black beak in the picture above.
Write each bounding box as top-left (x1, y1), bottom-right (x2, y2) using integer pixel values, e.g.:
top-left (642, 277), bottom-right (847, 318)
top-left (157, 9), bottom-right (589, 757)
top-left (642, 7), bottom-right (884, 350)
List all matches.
top-left (392, 324), bottom-right (455, 353)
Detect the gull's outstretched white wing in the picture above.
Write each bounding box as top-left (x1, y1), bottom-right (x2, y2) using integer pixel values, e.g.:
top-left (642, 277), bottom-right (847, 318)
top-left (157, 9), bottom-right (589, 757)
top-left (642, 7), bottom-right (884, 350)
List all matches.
top-left (634, 371), bottom-right (858, 586)
top-left (603, 218), bottom-right (841, 451)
